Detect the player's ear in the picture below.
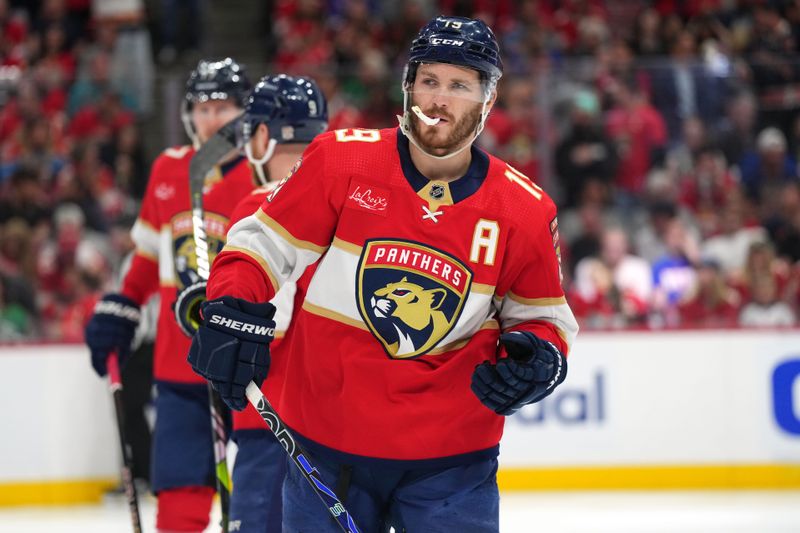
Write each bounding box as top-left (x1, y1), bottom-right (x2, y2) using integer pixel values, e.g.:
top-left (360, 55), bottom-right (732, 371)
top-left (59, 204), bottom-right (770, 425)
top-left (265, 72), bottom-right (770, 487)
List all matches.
top-left (257, 123), bottom-right (270, 146)
top-left (484, 89), bottom-right (498, 115)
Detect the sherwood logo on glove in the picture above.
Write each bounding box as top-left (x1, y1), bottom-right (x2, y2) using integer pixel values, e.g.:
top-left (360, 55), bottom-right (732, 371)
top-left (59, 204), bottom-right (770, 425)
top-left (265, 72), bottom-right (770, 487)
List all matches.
top-left (209, 315), bottom-right (275, 336)
top-left (94, 301), bottom-right (140, 321)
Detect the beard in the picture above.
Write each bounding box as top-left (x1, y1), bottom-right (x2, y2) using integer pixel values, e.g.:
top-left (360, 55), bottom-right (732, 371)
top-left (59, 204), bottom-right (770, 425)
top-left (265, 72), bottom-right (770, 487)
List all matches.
top-left (408, 99), bottom-right (483, 156)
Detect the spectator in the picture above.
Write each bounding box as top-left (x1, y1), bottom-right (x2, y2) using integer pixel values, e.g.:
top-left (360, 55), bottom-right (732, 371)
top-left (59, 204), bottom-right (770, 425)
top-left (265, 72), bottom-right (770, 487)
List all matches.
top-left (678, 258), bottom-right (740, 328)
top-left (0, 217), bottom-right (36, 281)
top-left (651, 217), bottom-right (701, 318)
top-left (665, 115), bottom-right (709, 180)
top-left (91, 0), bottom-right (155, 115)
top-left (0, 274), bottom-right (32, 340)
top-left (702, 189), bottom-right (767, 277)
top-left (731, 240), bottom-right (790, 301)
top-left (67, 50), bottom-right (136, 116)
top-left (571, 226), bottom-right (653, 328)
top-left (739, 276), bottom-right (796, 327)
top-left (677, 146), bottom-right (737, 236)
top-left (99, 122), bottom-right (147, 200)
top-left (716, 90), bottom-right (758, 167)
top-left (158, 0), bottom-right (203, 64)
top-left (555, 88), bottom-right (617, 208)
top-left (633, 6), bottom-right (665, 56)
top-left (605, 76), bottom-right (668, 204)
top-left (764, 181), bottom-right (800, 263)
top-left (739, 126), bottom-right (799, 216)
top-left (650, 29), bottom-right (726, 143)
top-left (746, 4), bottom-right (800, 131)
top-left (0, 165), bottom-right (51, 228)
top-left (492, 76), bottom-right (545, 187)
top-left (561, 202), bottom-right (621, 279)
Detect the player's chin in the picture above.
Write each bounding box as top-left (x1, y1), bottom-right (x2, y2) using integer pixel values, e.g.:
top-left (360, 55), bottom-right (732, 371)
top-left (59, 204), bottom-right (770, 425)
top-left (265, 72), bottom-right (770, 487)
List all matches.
top-left (420, 141), bottom-right (456, 157)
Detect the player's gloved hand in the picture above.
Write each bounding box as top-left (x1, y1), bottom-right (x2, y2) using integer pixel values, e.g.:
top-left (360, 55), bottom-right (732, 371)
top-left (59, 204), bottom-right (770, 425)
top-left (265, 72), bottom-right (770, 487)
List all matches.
top-left (471, 331), bottom-right (567, 416)
top-left (174, 281), bottom-right (207, 337)
top-left (84, 293), bottom-right (141, 377)
top-left (188, 296), bottom-right (276, 411)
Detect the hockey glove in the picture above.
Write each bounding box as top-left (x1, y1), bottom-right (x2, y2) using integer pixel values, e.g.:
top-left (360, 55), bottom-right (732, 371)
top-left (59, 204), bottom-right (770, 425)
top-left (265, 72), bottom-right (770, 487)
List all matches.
top-left (174, 281), bottom-right (207, 337)
top-left (188, 296), bottom-right (276, 411)
top-left (471, 331), bottom-right (567, 416)
top-left (85, 294), bottom-right (141, 377)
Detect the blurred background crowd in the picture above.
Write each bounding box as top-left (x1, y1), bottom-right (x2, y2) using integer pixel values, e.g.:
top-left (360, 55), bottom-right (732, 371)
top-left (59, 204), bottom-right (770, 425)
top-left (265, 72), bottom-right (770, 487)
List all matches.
top-left (1, 0), bottom-right (800, 341)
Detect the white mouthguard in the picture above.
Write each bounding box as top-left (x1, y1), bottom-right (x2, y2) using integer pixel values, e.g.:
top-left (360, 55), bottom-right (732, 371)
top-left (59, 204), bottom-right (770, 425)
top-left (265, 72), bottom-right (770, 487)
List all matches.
top-left (411, 105), bottom-right (441, 126)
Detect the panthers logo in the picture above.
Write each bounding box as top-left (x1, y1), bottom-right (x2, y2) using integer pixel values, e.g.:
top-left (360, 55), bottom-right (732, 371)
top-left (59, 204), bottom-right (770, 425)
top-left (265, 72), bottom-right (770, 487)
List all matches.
top-left (172, 212), bottom-right (227, 289)
top-left (357, 239), bottom-right (472, 359)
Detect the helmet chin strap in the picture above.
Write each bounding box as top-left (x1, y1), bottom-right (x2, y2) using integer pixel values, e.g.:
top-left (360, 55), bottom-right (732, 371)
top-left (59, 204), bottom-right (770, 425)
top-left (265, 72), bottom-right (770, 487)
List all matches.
top-left (397, 88), bottom-right (490, 161)
top-left (245, 138), bottom-right (277, 187)
top-left (180, 101), bottom-right (201, 149)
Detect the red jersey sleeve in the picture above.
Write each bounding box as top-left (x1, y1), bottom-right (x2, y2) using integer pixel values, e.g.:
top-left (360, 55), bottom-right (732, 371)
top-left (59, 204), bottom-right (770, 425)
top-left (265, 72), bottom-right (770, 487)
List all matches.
top-left (496, 195), bottom-right (578, 355)
top-left (119, 151), bottom-right (176, 304)
top-left (208, 134), bottom-right (341, 302)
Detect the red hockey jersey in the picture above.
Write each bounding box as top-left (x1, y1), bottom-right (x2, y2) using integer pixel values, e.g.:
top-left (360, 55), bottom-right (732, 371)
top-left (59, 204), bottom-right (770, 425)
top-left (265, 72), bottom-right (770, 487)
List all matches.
top-left (227, 184), bottom-right (301, 431)
top-left (122, 146), bottom-right (256, 383)
top-left (209, 128), bottom-right (578, 462)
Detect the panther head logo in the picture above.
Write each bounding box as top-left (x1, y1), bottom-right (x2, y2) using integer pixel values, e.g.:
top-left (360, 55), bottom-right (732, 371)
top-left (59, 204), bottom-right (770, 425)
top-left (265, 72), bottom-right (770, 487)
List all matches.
top-left (357, 239), bottom-right (472, 359)
top-left (370, 277), bottom-right (451, 358)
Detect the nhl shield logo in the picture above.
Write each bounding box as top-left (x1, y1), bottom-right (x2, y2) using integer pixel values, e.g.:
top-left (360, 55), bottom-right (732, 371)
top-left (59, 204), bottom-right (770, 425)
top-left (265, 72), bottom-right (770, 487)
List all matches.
top-left (356, 239), bottom-right (473, 359)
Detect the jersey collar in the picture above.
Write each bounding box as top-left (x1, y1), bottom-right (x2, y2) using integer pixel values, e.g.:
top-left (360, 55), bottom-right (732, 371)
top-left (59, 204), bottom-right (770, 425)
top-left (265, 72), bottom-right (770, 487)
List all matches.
top-left (220, 154), bottom-right (247, 176)
top-left (395, 128), bottom-right (489, 204)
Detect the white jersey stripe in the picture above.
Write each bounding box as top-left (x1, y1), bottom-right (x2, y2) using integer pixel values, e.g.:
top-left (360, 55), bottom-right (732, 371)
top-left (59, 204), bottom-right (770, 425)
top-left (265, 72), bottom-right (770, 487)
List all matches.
top-left (497, 296), bottom-right (578, 350)
top-left (255, 209), bottom-right (328, 255)
top-left (131, 219), bottom-right (160, 257)
top-left (225, 212), bottom-right (324, 290)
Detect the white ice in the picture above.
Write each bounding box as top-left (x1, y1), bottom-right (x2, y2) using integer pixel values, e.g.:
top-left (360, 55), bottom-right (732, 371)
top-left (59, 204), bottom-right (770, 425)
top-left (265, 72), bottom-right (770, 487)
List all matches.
top-left (0, 490), bottom-right (798, 532)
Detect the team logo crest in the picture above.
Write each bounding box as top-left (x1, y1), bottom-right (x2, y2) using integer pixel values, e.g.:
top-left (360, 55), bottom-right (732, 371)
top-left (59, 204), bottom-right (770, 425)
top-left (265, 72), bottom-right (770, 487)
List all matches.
top-left (356, 239), bottom-right (472, 359)
top-left (172, 212), bottom-right (227, 289)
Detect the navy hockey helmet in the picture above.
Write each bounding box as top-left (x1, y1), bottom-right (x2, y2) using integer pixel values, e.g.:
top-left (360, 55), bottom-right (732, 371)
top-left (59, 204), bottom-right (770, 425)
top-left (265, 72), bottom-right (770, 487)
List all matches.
top-left (182, 57), bottom-right (252, 145)
top-left (404, 16), bottom-right (503, 89)
top-left (241, 74), bottom-right (328, 145)
top-left (184, 57), bottom-right (252, 109)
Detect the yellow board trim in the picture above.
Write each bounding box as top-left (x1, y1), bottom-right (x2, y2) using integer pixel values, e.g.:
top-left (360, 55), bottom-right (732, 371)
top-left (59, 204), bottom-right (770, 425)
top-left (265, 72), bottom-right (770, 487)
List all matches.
top-left (498, 464), bottom-right (800, 491)
top-left (6, 465), bottom-right (797, 506)
top-left (0, 479), bottom-right (119, 506)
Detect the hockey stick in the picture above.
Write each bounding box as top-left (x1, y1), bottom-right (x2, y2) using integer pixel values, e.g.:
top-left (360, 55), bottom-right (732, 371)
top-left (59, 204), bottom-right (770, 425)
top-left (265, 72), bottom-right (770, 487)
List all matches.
top-left (189, 121), bottom-right (362, 533)
top-left (107, 352), bottom-right (144, 533)
top-left (188, 119), bottom-right (240, 533)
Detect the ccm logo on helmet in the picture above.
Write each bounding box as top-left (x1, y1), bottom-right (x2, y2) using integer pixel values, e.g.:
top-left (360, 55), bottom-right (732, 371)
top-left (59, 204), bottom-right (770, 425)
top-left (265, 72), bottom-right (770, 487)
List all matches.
top-left (209, 315), bottom-right (275, 336)
top-left (430, 38), bottom-right (464, 46)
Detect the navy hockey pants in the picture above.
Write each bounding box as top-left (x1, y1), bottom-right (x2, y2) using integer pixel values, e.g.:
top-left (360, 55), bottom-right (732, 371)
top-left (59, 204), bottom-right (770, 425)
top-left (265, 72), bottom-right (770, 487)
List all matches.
top-left (151, 381), bottom-right (219, 492)
top-left (229, 429), bottom-right (287, 532)
top-left (282, 451), bottom-right (499, 532)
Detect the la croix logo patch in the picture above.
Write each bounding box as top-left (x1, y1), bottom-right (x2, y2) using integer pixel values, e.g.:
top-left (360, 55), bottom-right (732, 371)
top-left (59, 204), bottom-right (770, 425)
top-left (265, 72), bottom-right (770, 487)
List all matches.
top-left (346, 181), bottom-right (389, 215)
top-left (356, 239), bottom-right (472, 359)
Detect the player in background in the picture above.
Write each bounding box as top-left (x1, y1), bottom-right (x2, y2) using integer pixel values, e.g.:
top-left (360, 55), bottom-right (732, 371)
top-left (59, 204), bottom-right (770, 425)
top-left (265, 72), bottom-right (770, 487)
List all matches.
top-left (217, 74), bottom-right (328, 533)
top-left (84, 58), bottom-right (255, 532)
top-left (189, 16), bottom-right (578, 533)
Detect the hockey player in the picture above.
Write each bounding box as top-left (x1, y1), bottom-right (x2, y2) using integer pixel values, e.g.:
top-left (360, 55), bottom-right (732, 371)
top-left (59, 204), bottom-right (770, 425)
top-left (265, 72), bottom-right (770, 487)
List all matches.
top-left (84, 58), bottom-right (255, 532)
top-left (222, 74), bottom-right (328, 533)
top-left (189, 16), bottom-right (578, 533)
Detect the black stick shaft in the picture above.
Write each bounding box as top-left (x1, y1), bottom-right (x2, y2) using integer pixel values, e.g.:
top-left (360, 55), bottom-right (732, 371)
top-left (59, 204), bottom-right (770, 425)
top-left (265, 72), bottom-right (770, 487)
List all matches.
top-left (108, 353), bottom-right (143, 533)
top-left (208, 384), bottom-right (231, 532)
top-left (245, 383), bottom-right (361, 533)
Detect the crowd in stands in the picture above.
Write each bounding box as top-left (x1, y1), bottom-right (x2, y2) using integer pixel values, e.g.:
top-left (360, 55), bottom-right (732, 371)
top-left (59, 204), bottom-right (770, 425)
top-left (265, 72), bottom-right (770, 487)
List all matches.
top-left (1, 0), bottom-right (800, 341)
